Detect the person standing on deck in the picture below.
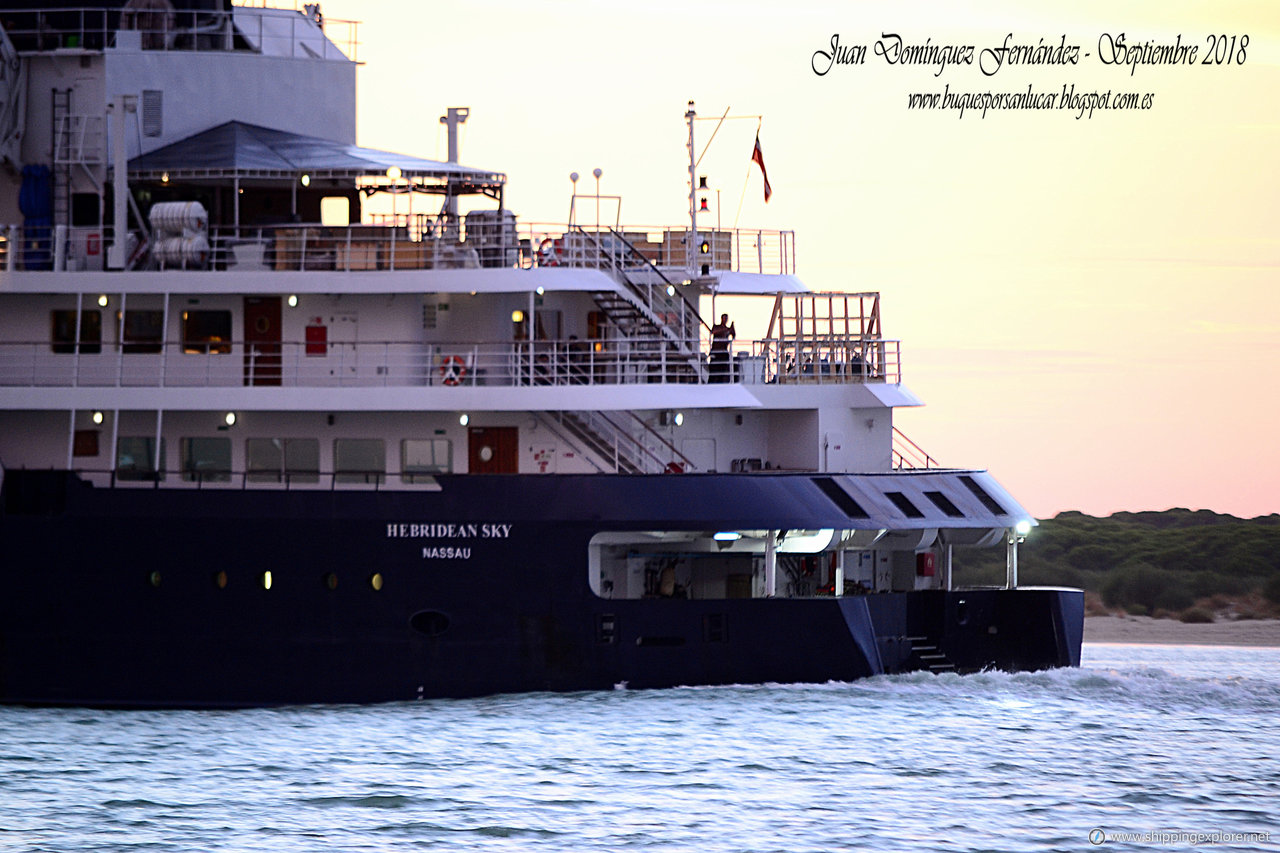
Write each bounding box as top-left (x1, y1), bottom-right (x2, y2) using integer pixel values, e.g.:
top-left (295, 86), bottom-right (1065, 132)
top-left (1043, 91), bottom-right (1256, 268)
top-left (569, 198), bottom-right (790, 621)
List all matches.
top-left (710, 313), bottom-right (735, 382)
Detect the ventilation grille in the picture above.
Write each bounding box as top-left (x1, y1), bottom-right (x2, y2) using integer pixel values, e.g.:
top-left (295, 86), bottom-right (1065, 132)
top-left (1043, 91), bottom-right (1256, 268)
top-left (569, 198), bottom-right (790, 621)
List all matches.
top-left (142, 90), bottom-right (162, 137)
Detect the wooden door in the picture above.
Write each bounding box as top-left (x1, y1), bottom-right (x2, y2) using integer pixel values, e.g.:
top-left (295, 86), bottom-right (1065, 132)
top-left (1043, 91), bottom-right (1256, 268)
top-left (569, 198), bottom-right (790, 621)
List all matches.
top-left (468, 427), bottom-right (518, 473)
top-left (244, 296), bottom-right (282, 386)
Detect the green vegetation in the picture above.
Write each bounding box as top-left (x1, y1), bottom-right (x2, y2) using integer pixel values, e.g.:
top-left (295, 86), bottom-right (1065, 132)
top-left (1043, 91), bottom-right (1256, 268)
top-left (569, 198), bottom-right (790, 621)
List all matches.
top-left (952, 508), bottom-right (1280, 620)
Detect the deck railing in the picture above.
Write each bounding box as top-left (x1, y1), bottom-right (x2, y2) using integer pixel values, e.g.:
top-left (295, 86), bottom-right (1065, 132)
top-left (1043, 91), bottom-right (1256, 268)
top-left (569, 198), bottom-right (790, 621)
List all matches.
top-left (0, 5), bottom-right (358, 61)
top-left (0, 221), bottom-right (796, 276)
top-left (0, 336), bottom-right (900, 388)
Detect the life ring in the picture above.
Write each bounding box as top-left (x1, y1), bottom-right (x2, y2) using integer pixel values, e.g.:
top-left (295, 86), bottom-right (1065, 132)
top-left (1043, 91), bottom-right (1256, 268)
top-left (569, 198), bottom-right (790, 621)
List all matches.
top-left (440, 355), bottom-right (467, 386)
top-left (538, 237), bottom-right (563, 267)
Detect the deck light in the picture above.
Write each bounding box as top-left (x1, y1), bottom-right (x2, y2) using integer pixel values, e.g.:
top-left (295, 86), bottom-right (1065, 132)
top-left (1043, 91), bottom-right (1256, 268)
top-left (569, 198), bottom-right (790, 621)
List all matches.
top-left (673, 412), bottom-right (684, 427)
top-left (1014, 519), bottom-right (1032, 537)
top-left (459, 414), bottom-right (470, 426)
top-left (224, 412), bottom-right (237, 426)
top-left (92, 411), bottom-right (104, 425)
top-left (300, 174), bottom-right (311, 187)
top-left (161, 172), bottom-right (169, 183)
top-left (97, 294), bottom-right (108, 307)
top-left (287, 294), bottom-right (298, 307)
top-left (666, 284), bottom-right (675, 296)
top-left (262, 571), bottom-right (272, 590)
top-left (535, 286), bottom-right (545, 296)
top-left (511, 309), bottom-right (524, 323)
top-left (713, 531), bottom-right (741, 541)
top-left (386, 166), bottom-right (402, 180)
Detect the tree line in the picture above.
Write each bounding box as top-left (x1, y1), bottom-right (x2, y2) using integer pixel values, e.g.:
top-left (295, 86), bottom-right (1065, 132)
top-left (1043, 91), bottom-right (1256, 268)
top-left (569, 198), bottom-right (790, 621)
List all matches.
top-left (952, 509), bottom-right (1280, 619)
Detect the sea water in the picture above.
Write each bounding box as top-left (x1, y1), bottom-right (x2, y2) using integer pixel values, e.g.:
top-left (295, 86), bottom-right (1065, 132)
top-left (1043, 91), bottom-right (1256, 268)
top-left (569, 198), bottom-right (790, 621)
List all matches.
top-left (1, 644), bottom-right (1277, 852)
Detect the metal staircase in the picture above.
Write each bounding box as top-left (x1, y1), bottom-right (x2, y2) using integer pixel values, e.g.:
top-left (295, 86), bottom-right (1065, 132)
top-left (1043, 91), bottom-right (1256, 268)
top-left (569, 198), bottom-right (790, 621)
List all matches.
top-left (538, 410), bottom-right (697, 475)
top-left (573, 227), bottom-right (709, 383)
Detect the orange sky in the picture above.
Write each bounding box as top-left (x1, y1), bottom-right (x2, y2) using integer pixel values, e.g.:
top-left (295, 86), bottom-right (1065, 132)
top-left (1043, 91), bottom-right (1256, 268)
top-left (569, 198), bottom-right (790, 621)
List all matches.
top-left (316, 0), bottom-right (1279, 519)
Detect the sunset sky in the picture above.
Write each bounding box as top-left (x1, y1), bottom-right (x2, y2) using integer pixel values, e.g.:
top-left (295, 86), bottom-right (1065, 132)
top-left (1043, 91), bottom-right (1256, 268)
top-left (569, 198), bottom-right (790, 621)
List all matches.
top-left (316, 0), bottom-right (1278, 519)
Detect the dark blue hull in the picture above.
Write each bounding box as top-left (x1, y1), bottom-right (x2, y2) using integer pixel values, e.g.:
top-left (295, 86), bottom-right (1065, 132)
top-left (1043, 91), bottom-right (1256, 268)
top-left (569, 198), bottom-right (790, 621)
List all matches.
top-left (0, 471), bottom-right (1083, 707)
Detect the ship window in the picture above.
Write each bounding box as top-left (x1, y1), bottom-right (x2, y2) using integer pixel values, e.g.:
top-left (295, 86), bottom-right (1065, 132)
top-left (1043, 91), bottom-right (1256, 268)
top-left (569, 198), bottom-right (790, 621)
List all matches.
top-left (180, 437), bottom-right (231, 483)
top-left (884, 491), bottom-right (925, 519)
top-left (370, 572), bottom-right (384, 591)
top-left (959, 475), bottom-right (1007, 515)
top-left (247, 438), bottom-right (320, 484)
top-left (335, 438), bottom-right (385, 484)
top-left (812, 477), bottom-right (870, 518)
top-left (402, 438), bottom-right (451, 480)
top-left (51, 310), bottom-right (102, 354)
top-left (116, 437), bottom-right (165, 481)
top-left (122, 310), bottom-right (164, 354)
top-left (182, 310), bottom-right (231, 354)
top-left (925, 491), bottom-right (965, 518)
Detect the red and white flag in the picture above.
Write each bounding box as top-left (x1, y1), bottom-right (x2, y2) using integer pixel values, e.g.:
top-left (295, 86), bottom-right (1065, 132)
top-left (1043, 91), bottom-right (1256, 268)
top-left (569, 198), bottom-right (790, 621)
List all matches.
top-left (751, 133), bottom-right (772, 203)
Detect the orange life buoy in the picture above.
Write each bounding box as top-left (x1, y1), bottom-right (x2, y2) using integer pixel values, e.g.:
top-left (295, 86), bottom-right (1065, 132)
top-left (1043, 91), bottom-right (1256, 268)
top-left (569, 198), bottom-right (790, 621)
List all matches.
top-left (538, 237), bottom-right (563, 267)
top-left (440, 355), bottom-right (467, 386)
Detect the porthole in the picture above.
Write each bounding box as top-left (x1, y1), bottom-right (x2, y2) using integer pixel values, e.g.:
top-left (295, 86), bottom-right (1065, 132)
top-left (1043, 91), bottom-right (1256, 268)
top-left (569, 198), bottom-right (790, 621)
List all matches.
top-left (262, 570), bottom-right (273, 590)
top-left (148, 571), bottom-right (162, 588)
top-left (324, 572), bottom-right (338, 590)
top-left (410, 610), bottom-right (451, 637)
top-left (214, 570), bottom-right (228, 589)
top-left (370, 572), bottom-right (384, 591)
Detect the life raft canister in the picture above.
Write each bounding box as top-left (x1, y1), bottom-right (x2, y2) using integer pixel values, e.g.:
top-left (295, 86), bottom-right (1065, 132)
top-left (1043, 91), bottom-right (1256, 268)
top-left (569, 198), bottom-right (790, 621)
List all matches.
top-left (440, 355), bottom-right (467, 386)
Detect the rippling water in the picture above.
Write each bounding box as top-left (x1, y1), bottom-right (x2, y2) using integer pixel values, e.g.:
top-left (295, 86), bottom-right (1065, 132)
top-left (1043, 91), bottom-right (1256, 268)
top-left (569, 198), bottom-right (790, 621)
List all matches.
top-left (3, 644), bottom-right (1278, 852)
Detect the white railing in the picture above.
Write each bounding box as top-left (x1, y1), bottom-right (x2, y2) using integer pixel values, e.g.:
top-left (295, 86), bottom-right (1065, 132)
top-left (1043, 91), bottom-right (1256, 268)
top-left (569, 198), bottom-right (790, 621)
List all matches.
top-left (0, 337), bottom-right (900, 388)
top-left (0, 5), bottom-right (358, 61)
top-left (0, 221), bottom-right (797, 276)
top-left (521, 223), bottom-right (795, 276)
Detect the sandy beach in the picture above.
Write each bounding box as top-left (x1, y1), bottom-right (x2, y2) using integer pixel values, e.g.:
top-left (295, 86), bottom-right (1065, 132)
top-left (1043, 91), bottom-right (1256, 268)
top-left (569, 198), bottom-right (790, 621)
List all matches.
top-left (1085, 615), bottom-right (1280, 647)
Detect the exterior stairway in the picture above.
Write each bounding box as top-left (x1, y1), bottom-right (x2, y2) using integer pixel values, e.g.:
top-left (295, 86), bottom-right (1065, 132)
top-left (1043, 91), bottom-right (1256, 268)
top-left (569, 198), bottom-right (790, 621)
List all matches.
top-left (906, 635), bottom-right (957, 673)
top-left (538, 410), bottom-right (696, 475)
top-left (575, 227), bottom-right (708, 383)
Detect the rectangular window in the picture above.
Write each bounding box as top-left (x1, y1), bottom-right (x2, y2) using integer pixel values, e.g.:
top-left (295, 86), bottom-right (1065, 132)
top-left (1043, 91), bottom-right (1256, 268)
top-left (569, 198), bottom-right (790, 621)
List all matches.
top-left (812, 476), bottom-right (870, 519)
top-left (885, 491), bottom-right (925, 519)
top-left (925, 490), bottom-right (965, 518)
top-left (51, 309), bottom-right (102, 354)
top-left (122, 309), bottom-right (164, 354)
top-left (180, 437), bottom-right (231, 483)
top-left (402, 438), bottom-right (451, 481)
top-left (182, 310), bottom-right (232, 354)
top-left (247, 438), bottom-right (320, 484)
top-left (959, 475), bottom-right (1008, 516)
top-left (116, 436), bottom-right (165, 481)
top-left (335, 438), bottom-right (385, 484)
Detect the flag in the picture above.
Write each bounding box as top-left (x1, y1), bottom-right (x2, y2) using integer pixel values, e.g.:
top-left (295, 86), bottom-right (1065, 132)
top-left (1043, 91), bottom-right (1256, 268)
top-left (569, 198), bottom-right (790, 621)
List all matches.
top-left (751, 133), bottom-right (772, 203)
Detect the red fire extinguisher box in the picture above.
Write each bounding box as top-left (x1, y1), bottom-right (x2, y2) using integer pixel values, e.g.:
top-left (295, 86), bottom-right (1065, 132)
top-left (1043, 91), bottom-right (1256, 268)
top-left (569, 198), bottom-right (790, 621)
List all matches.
top-left (916, 552), bottom-right (936, 576)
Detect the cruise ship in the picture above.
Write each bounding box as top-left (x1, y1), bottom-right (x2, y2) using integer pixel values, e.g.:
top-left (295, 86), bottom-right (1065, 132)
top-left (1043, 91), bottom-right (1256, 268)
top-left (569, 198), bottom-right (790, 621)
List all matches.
top-left (0, 2), bottom-right (1083, 707)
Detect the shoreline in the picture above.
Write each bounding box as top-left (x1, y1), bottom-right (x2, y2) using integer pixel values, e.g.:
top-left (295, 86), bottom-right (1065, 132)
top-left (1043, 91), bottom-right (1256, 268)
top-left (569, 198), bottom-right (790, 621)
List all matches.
top-left (1084, 615), bottom-right (1280, 648)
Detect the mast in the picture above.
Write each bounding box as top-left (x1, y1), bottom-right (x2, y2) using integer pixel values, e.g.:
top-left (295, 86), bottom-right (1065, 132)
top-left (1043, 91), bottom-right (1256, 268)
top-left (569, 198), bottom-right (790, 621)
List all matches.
top-left (686, 100), bottom-right (697, 272)
top-left (439, 106), bottom-right (470, 225)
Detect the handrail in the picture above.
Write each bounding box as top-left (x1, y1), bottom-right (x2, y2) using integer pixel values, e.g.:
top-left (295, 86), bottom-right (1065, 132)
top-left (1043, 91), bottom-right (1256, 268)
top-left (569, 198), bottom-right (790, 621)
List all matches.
top-left (0, 220), bottom-right (796, 274)
top-left (0, 335), bottom-right (902, 388)
top-left (892, 426), bottom-right (938, 469)
top-left (0, 5), bottom-right (359, 62)
top-left (618, 410), bottom-right (697, 472)
top-left (597, 226), bottom-right (710, 334)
